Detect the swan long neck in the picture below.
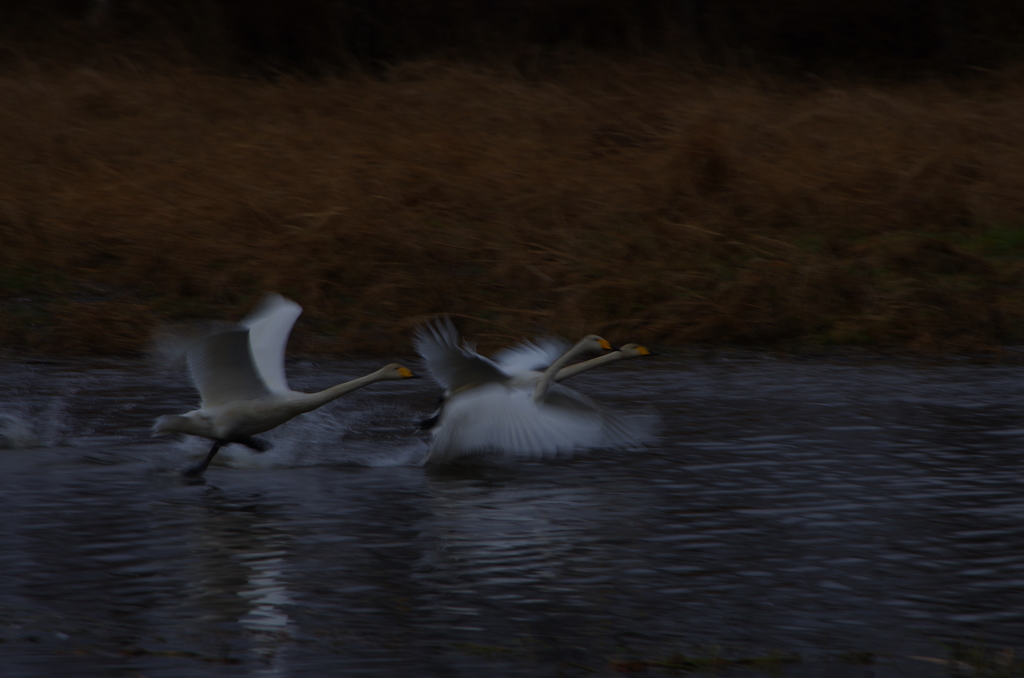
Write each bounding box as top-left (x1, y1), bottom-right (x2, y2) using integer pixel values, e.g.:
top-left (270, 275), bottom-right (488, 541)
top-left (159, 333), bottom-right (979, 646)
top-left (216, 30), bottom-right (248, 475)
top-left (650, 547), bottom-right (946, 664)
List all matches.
top-left (532, 339), bottom-right (597, 403)
top-left (296, 368), bottom-right (390, 412)
top-left (553, 351), bottom-right (624, 383)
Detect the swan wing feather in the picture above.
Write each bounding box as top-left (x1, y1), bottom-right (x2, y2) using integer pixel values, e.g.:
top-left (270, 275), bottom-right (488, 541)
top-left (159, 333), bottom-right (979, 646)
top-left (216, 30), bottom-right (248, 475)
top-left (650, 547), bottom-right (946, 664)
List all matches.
top-left (542, 384), bottom-right (645, 449)
top-left (425, 383), bottom-right (607, 463)
top-left (187, 328), bottom-right (270, 406)
top-left (492, 337), bottom-right (570, 375)
top-left (241, 294), bottom-right (302, 393)
top-left (414, 316), bottom-right (508, 392)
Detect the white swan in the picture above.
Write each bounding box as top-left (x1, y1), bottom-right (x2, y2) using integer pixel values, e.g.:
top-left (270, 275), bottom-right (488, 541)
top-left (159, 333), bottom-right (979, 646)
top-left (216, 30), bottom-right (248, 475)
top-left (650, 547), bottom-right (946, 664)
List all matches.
top-left (154, 294), bottom-right (418, 477)
top-left (414, 317), bottom-right (638, 464)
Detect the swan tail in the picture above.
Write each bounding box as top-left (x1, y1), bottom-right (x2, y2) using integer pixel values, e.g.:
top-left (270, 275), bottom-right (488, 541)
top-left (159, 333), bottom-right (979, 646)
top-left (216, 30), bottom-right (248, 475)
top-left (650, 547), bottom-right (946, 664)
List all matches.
top-left (153, 414), bottom-right (190, 435)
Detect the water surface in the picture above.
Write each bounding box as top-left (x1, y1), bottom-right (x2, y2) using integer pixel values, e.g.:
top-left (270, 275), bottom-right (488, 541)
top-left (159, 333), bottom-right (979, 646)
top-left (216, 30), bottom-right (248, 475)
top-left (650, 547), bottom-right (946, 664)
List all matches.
top-left (1, 353), bottom-right (1022, 676)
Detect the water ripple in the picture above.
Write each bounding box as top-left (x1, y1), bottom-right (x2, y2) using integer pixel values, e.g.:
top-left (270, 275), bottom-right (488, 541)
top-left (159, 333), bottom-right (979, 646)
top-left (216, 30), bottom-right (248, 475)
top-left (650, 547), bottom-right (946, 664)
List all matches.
top-left (0, 356), bottom-right (1022, 675)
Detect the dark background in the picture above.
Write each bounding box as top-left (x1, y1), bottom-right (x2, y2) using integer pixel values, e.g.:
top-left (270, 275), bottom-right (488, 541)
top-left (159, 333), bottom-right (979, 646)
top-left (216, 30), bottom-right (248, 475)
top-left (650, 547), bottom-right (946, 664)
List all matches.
top-left (2, 0), bottom-right (1021, 76)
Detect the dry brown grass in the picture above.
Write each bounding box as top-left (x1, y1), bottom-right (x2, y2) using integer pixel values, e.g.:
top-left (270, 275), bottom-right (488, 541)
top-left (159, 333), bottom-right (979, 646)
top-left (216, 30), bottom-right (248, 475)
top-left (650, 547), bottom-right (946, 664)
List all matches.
top-left (2, 56), bottom-right (1024, 355)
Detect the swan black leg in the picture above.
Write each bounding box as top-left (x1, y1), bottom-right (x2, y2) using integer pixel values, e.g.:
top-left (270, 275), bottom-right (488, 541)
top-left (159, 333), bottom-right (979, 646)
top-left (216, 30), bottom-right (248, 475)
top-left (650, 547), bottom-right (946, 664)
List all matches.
top-left (420, 397), bottom-right (446, 430)
top-left (183, 441), bottom-right (222, 478)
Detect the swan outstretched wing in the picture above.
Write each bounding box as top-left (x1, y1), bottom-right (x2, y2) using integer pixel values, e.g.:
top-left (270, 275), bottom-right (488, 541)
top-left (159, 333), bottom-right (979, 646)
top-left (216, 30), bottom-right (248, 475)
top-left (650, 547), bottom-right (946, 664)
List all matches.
top-left (414, 316), bottom-right (508, 392)
top-left (242, 294), bottom-right (302, 393)
top-left (542, 384), bottom-right (644, 449)
top-left (425, 383), bottom-right (615, 464)
top-left (492, 337), bottom-right (569, 375)
top-left (188, 328), bottom-right (270, 406)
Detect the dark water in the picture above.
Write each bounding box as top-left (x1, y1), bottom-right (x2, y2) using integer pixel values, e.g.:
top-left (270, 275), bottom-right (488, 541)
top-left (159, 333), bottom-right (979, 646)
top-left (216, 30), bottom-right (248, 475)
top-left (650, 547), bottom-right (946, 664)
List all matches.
top-left (1, 353), bottom-right (1023, 677)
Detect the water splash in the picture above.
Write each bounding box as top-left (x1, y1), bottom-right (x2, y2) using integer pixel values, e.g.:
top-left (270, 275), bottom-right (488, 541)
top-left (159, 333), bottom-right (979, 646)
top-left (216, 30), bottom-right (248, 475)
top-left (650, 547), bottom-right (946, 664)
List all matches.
top-left (164, 398), bottom-right (429, 470)
top-left (0, 411), bottom-right (38, 449)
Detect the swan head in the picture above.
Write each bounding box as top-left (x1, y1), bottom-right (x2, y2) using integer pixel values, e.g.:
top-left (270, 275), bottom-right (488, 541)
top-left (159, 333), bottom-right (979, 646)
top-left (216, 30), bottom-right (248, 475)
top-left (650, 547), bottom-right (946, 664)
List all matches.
top-left (619, 343), bottom-right (653, 357)
top-left (578, 335), bottom-right (617, 355)
top-left (377, 363), bottom-right (420, 380)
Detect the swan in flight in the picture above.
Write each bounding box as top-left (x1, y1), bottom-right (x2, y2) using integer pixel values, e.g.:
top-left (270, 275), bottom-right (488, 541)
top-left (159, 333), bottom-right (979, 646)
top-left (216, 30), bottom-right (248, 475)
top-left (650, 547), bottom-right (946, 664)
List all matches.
top-left (414, 317), bottom-right (641, 464)
top-left (154, 294), bottom-right (418, 477)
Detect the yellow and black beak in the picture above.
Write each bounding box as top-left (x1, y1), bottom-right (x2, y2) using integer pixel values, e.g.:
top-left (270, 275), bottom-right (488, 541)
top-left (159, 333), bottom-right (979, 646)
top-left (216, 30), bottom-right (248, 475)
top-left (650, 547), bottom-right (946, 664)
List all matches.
top-left (598, 338), bottom-right (620, 351)
top-left (636, 345), bottom-right (653, 356)
top-left (398, 366), bottom-right (419, 379)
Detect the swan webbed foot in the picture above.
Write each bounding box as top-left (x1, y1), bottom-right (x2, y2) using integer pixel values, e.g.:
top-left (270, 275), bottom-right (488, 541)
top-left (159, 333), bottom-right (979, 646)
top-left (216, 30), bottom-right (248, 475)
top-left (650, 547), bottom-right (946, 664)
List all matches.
top-left (234, 435), bottom-right (271, 452)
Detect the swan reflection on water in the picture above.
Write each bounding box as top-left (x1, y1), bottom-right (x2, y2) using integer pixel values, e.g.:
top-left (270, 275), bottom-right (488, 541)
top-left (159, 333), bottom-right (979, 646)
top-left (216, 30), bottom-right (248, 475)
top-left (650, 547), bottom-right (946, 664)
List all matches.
top-left (184, 488), bottom-right (296, 673)
top-left (412, 465), bottom-right (650, 632)
top-left (237, 550), bottom-right (294, 633)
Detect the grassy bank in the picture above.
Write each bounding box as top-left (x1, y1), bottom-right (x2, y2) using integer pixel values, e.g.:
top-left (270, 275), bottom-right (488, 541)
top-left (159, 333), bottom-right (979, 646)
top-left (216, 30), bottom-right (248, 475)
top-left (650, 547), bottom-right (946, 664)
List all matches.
top-left (2, 57), bottom-right (1024, 356)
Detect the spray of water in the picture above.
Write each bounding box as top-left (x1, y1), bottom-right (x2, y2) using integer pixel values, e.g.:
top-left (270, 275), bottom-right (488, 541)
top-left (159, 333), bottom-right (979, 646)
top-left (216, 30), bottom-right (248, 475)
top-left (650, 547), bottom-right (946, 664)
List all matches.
top-left (0, 411), bottom-right (38, 449)
top-left (0, 383), bottom-right (74, 449)
top-left (166, 397), bottom-right (428, 470)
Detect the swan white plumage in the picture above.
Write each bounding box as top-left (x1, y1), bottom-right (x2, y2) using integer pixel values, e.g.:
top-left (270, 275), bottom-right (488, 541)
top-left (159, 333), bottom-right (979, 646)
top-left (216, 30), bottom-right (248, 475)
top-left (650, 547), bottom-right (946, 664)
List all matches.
top-left (414, 317), bottom-right (639, 464)
top-left (154, 294), bottom-right (418, 477)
